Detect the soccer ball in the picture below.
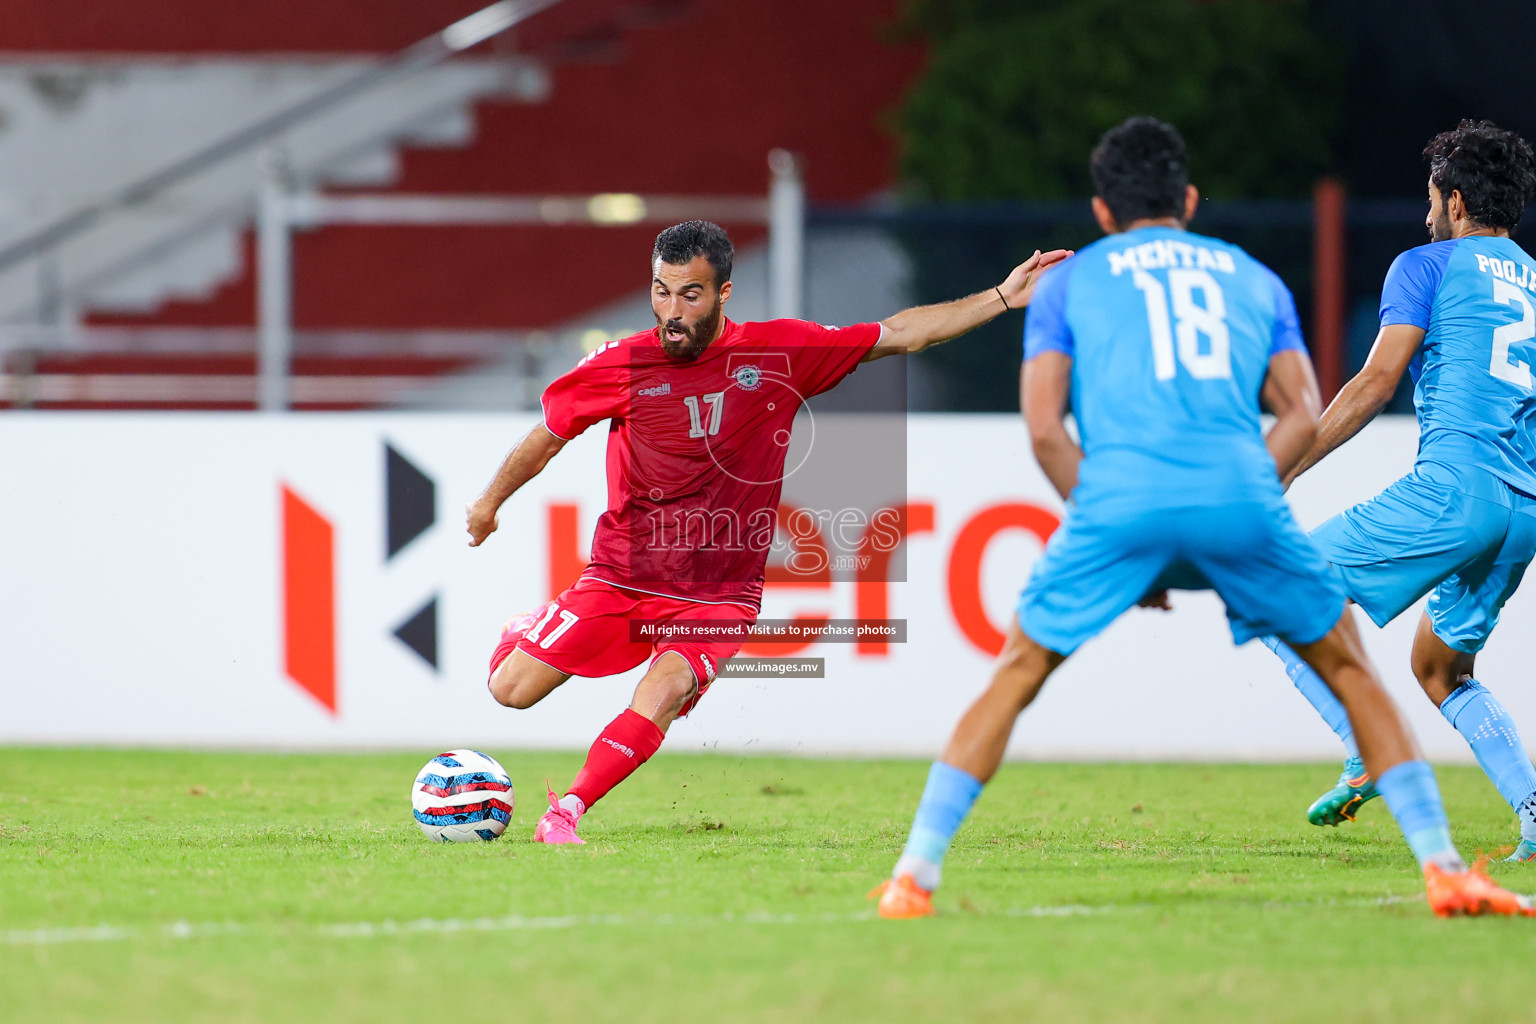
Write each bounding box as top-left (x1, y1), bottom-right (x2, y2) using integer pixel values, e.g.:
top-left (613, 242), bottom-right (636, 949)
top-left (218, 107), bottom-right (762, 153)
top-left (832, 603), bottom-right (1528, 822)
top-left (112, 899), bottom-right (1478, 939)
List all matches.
top-left (411, 749), bottom-right (514, 842)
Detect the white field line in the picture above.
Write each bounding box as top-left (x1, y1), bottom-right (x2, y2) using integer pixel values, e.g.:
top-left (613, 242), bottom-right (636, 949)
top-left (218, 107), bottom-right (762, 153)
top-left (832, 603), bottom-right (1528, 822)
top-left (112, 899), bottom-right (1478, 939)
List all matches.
top-left (0, 896), bottom-right (1425, 948)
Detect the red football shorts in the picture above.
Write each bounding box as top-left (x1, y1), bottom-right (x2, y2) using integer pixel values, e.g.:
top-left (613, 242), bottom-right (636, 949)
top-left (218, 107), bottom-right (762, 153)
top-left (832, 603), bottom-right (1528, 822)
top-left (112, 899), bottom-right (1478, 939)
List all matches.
top-left (490, 576), bottom-right (753, 715)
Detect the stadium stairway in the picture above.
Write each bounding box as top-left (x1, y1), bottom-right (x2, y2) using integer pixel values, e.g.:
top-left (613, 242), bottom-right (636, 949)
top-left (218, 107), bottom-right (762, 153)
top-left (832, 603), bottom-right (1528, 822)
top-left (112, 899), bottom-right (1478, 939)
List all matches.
top-left (0, 0), bottom-right (918, 409)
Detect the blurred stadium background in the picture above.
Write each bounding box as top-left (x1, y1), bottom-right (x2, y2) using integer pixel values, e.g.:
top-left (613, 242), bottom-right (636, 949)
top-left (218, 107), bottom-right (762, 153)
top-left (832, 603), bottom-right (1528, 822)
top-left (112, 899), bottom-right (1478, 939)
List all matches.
top-left (2, 0), bottom-right (1533, 414)
top-left (3, 0), bottom-right (1536, 752)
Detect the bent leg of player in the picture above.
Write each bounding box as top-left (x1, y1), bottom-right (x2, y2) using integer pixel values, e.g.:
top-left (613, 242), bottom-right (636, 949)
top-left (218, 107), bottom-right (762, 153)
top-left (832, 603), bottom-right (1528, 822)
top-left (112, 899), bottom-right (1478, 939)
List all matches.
top-left (1291, 617), bottom-right (1530, 914)
top-left (535, 595), bottom-right (745, 844)
top-left (1416, 569), bottom-right (1536, 861)
top-left (1210, 502), bottom-right (1532, 915)
top-left (1278, 464), bottom-right (1510, 826)
top-left (876, 510), bottom-right (1159, 919)
top-left (1262, 636), bottom-right (1361, 759)
top-left (562, 653), bottom-right (694, 811)
top-left (875, 621), bottom-right (1062, 919)
top-left (483, 580), bottom-right (655, 844)
top-left (1378, 484), bottom-right (1536, 861)
top-left (1260, 634), bottom-right (1376, 825)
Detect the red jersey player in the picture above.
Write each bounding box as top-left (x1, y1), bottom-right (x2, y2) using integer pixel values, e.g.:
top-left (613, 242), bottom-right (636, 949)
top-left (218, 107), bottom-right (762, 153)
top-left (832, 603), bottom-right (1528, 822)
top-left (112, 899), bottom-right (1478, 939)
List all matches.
top-left (465, 220), bottom-right (1069, 843)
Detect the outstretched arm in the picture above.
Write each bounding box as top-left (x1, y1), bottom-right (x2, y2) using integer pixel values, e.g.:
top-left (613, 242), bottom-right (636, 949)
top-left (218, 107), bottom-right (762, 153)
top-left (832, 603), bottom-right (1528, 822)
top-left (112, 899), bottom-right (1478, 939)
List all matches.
top-left (1021, 351), bottom-right (1081, 502)
top-left (466, 423), bottom-right (568, 547)
top-left (1280, 324), bottom-right (1423, 486)
top-left (862, 248), bottom-right (1073, 361)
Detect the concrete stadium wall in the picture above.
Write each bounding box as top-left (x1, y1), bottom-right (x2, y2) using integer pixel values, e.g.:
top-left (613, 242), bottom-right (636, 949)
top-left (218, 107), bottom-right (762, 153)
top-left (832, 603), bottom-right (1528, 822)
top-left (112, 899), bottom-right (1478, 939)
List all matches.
top-left (2, 413), bottom-right (1531, 761)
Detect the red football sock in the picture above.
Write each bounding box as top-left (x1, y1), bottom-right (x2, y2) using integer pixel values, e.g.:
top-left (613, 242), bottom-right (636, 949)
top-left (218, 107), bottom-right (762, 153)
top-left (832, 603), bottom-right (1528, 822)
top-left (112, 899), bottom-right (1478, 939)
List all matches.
top-left (567, 709), bottom-right (666, 810)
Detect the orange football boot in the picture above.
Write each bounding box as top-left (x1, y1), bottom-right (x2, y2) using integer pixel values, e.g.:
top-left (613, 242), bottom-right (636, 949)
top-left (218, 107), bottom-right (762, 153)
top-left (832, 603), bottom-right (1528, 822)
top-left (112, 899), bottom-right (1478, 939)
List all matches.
top-left (1423, 859), bottom-right (1536, 917)
top-left (870, 874), bottom-right (935, 919)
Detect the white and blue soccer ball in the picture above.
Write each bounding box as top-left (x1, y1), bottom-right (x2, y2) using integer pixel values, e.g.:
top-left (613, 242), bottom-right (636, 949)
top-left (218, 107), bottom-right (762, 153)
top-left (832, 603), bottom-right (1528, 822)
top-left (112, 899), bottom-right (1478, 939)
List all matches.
top-left (411, 749), bottom-right (514, 842)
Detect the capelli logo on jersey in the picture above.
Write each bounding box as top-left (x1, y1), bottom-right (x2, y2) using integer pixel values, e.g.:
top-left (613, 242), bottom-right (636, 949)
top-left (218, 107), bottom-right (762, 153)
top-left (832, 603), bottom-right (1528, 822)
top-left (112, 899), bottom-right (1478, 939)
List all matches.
top-left (636, 382), bottom-right (672, 398)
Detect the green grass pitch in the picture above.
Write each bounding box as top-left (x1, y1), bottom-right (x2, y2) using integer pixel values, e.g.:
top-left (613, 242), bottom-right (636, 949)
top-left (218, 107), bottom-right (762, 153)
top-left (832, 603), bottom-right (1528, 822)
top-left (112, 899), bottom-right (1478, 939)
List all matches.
top-left (2, 749), bottom-right (1534, 1024)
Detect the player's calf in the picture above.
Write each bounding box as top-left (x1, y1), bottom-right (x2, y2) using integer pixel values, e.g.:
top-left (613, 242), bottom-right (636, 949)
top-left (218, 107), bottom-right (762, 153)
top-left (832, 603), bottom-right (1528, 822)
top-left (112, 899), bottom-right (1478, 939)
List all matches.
top-left (878, 621), bottom-right (1061, 916)
top-left (1411, 616), bottom-right (1536, 849)
top-left (1408, 616), bottom-right (1473, 706)
top-left (1290, 611), bottom-right (1419, 776)
top-left (941, 626), bottom-right (1061, 784)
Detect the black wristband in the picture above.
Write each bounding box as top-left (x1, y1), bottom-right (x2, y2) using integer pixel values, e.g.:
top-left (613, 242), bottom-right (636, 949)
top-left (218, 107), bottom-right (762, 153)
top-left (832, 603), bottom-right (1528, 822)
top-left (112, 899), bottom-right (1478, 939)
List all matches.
top-left (995, 286), bottom-right (1012, 311)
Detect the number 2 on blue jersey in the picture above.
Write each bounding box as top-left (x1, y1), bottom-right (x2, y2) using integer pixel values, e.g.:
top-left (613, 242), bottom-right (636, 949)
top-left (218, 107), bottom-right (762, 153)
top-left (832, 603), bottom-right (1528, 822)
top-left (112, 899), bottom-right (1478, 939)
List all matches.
top-left (1133, 268), bottom-right (1232, 381)
top-left (1490, 278), bottom-right (1535, 391)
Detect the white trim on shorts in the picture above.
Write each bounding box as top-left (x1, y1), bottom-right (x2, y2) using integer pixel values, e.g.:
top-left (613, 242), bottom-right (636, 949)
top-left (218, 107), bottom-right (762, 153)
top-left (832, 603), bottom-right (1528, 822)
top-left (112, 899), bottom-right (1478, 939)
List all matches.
top-left (579, 573), bottom-right (760, 615)
top-left (503, 646), bottom-right (574, 680)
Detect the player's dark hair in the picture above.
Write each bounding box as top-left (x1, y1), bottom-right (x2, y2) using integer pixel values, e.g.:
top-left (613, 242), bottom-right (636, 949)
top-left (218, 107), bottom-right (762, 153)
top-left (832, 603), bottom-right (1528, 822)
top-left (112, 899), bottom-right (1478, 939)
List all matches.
top-left (1424, 119), bottom-right (1536, 230)
top-left (653, 220), bottom-right (734, 286)
top-left (1090, 117), bottom-right (1190, 226)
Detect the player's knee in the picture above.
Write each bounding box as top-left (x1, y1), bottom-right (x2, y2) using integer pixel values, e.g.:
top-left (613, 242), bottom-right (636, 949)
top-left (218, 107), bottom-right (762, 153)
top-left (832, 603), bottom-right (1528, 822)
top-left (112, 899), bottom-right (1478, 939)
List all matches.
top-left (639, 657), bottom-right (698, 714)
top-left (487, 674), bottom-right (522, 708)
top-left (1410, 655), bottom-right (1466, 705)
top-left (488, 665), bottom-right (539, 709)
top-left (989, 633), bottom-right (1057, 711)
top-left (656, 669), bottom-right (698, 709)
top-left (1409, 618), bottom-right (1475, 705)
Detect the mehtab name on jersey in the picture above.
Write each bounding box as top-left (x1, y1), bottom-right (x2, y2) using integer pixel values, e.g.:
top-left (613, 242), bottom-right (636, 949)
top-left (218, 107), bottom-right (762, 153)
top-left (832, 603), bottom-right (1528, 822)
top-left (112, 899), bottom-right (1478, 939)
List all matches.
top-left (1474, 251), bottom-right (1536, 295)
top-left (1108, 238), bottom-right (1237, 276)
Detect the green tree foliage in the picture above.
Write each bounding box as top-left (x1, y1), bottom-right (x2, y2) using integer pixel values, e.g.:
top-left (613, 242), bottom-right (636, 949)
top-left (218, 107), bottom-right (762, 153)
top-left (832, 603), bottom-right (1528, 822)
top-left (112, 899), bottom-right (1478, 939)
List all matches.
top-left (890, 0), bottom-right (1341, 410)
top-left (896, 0), bottom-right (1341, 201)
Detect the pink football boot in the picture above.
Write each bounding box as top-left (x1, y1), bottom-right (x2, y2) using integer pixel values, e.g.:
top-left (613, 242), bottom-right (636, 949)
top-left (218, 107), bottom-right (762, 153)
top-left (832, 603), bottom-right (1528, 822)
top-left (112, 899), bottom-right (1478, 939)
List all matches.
top-left (533, 786), bottom-right (585, 845)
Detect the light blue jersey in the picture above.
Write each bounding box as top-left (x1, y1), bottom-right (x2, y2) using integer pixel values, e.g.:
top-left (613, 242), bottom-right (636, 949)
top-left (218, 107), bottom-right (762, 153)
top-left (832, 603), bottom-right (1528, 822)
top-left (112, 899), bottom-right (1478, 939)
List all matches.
top-left (1385, 236), bottom-right (1536, 497)
top-left (1025, 226), bottom-right (1305, 517)
top-left (1301, 235), bottom-right (1536, 649)
top-left (1017, 226), bottom-right (1340, 655)
top-left (1272, 234), bottom-right (1536, 835)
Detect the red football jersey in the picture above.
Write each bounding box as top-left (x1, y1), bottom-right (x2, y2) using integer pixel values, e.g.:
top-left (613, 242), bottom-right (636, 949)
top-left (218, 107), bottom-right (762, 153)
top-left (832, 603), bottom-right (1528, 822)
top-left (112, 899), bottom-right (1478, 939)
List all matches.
top-left (541, 317), bottom-right (882, 608)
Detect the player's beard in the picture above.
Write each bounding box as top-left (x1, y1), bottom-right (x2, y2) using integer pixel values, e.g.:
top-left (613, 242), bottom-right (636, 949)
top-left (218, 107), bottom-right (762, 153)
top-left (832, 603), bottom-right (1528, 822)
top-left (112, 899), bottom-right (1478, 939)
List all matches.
top-left (657, 300), bottom-right (722, 361)
top-left (1429, 206), bottom-right (1453, 242)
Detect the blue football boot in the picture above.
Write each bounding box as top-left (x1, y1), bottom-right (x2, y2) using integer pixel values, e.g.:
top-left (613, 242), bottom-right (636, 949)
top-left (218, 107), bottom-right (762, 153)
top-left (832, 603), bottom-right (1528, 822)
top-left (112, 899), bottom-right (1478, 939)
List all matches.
top-left (1504, 838), bottom-right (1536, 863)
top-left (1307, 757), bottom-right (1380, 826)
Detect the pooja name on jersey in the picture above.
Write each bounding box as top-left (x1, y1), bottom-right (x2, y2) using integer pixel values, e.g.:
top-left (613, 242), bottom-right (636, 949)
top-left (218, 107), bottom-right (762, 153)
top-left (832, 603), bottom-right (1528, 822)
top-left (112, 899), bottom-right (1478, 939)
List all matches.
top-left (1474, 251), bottom-right (1536, 295)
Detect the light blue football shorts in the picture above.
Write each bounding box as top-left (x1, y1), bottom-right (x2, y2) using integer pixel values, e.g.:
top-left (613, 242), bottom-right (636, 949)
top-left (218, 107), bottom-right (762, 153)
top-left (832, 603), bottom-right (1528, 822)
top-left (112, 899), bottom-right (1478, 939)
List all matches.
top-left (1017, 498), bottom-right (1345, 656)
top-left (1308, 460), bottom-right (1536, 653)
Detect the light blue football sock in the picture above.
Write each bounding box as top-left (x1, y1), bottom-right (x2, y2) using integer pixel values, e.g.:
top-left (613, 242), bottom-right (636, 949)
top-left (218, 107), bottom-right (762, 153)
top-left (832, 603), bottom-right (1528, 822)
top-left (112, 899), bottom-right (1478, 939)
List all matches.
top-left (1520, 795), bottom-right (1536, 842)
top-left (1262, 635), bottom-right (1360, 760)
top-left (1439, 680), bottom-right (1536, 840)
top-left (893, 761), bottom-right (984, 891)
top-left (1375, 760), bottom-right (1464, 871)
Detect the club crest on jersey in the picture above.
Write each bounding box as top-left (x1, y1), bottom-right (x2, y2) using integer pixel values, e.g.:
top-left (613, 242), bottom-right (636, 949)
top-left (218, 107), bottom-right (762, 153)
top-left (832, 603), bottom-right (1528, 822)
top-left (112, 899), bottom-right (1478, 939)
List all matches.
top-left (732, 365), bottom-right (763, 391)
